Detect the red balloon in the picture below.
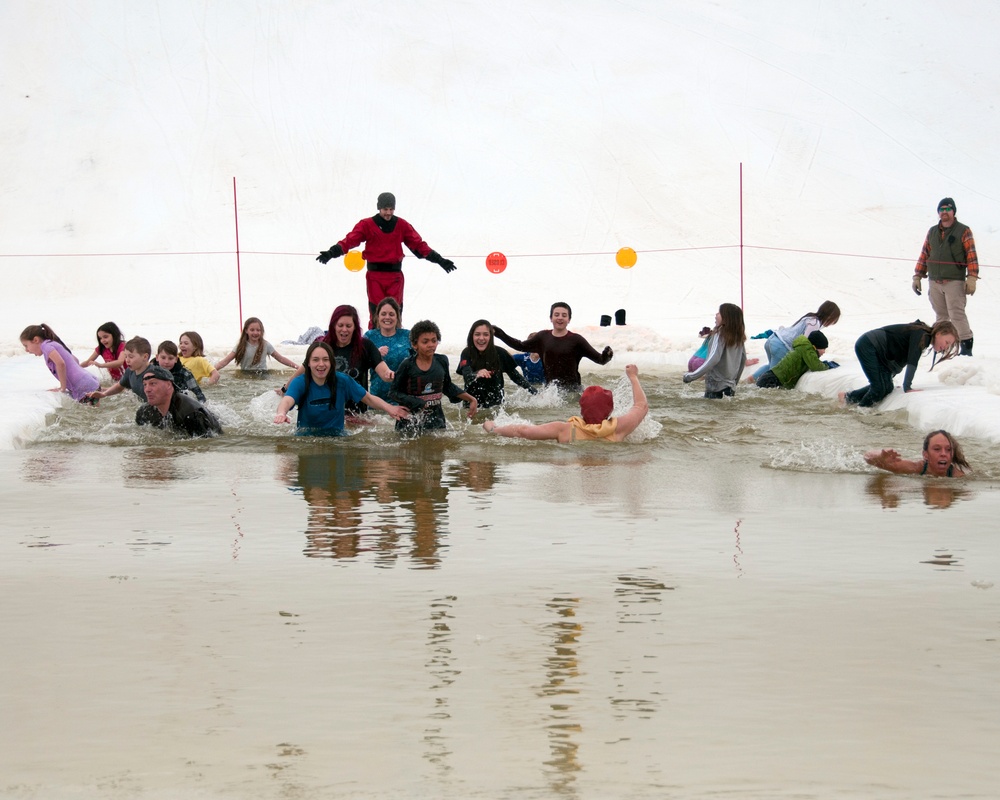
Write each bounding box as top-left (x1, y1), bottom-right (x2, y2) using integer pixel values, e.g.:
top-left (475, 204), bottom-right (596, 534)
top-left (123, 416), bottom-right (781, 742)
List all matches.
top-left (486, 252), bottom-right (507, 274)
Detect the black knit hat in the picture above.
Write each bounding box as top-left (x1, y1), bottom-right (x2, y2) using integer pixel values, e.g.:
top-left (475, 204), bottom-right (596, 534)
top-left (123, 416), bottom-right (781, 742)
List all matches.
top-left (377, 192), bottom-right (396, 210)
top-left (807, 331), bottom-right (829, 350)
top-left (937, 197), bottom-right (956, 213)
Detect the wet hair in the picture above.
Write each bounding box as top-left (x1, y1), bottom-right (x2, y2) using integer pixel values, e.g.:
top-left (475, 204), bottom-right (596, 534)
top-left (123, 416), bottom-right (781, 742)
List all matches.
top-left (550, 302), bottom-right (572, 320)
top-left (465, 319), bottom-right (499, 373)
top-left (922, 430), bottom-right (970, 470)
top-left (298, 340), bottom-right (338, 411)
top-left (157, 340), bottom-right (179, 357)
top-left (234, 317), bottom-right (266, 367)
top-left (374, 297), bottom-right (402, 327)
top-left (913, 320), bottom-right (959, 369)
top-left (179, 330), bottom-right (205, 357)
top-left (410, 320), bottom-right (442, 345)
top-left (124, 336), bottom-right (152, 357)
top-left (716, 303), bottom-right (746, 348)
top-left (96, 322), bottom-right (124, 354)
top-left (792, 301), bottom-right (841, 329)
top-left (20, 323), bottom-right (69, 351)
top-left (323, 305), bottom-right (364, 366)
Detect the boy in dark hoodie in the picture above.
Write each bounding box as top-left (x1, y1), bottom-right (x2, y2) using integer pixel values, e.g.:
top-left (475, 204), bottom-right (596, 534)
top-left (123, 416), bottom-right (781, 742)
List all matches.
top-left (156, 340), bottom-right (207, 402)
top-left (755, 331), bottom-right (834, 389)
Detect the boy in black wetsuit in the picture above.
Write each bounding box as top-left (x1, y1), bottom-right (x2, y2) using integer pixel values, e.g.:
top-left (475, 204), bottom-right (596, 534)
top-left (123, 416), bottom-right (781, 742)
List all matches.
top-left (390, 320), bottom-right (477, 435)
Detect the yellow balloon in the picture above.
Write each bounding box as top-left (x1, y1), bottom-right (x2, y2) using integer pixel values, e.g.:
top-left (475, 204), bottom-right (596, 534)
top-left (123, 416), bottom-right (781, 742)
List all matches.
top-left (616, 247), bottom-right (637, 269)
top-left (344, 250), bottom-right (365, 272)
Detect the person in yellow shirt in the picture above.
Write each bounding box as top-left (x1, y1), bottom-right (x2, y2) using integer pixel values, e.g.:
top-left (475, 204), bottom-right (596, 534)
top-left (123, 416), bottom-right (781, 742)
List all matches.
top-left (483, 365), bottom-right (648, 443)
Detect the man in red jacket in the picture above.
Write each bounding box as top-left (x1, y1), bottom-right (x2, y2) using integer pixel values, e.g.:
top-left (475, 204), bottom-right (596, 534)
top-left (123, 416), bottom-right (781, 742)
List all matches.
top-left (317, 192), bottom-right (456, 328)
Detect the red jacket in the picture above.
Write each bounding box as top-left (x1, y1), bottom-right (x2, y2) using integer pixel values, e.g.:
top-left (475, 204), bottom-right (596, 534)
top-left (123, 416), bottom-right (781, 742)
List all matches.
top-left (338, 215), bottom-right (432, 264)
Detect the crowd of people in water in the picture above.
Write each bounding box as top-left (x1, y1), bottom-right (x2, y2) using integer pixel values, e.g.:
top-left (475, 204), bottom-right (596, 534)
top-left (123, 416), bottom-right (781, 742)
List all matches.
top-left (14, 192), bottom-right (978, 482)
top-left (16, 291), bottom-right (971, 477)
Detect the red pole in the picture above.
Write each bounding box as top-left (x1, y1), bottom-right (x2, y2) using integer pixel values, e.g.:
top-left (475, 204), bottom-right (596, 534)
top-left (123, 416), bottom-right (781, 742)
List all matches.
top-left (739, 162), bottom-right (744, 310)
top-left (233, 177), bottom-right (243, 329)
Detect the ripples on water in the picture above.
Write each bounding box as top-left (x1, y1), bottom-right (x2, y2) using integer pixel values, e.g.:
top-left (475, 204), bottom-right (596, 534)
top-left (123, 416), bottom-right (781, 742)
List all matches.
top-left (6, 371), bottom-right (1000, 799)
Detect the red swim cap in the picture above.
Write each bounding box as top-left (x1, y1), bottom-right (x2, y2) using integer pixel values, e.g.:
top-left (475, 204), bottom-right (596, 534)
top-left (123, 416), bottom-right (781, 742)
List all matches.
top-left (579, 386), bottom-right (614, 424)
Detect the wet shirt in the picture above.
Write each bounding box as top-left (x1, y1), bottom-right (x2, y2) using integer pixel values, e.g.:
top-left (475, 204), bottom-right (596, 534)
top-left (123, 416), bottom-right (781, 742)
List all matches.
top-left (285, 372), bottom-right (367, 436)
top-left (135, 392), bottom-right (222, 438)
top-left (390, 353), bottom-right (464, 432)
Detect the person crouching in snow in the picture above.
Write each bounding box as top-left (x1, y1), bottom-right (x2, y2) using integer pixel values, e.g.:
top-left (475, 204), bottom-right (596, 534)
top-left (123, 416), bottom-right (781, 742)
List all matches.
top-left (754, 331), bottom-right (835, 389)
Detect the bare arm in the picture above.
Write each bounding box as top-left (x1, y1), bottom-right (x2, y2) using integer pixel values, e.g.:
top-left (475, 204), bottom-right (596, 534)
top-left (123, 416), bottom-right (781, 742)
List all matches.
top-left (46, 348), bottom-right (68, 392)
top-left (484, 419), bottom-right (571, 442)
top-left (214, 352), bottom-right (236, 371)
top-left (458, 393), bottom-right (478, 419)
top-left (79, 347), bottom-right (101, 369)
top-left (273, 394), bottom-right (296, 423)
top-left (611, 365), bottom-right (649, 441)
top-left (864, 449), bottom-right (923, 475)
top-left (375, 361), bottom-right (393, 382)
top-left (89, 381), bottom-right (125, 400)
top-left (361, 392), bottom-right (409, 420)
top-left (271, 349), bottom-right (300, 369)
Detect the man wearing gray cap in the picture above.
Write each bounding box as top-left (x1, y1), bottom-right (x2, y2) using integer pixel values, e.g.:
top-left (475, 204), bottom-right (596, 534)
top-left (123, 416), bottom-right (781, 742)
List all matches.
top-left (912, 197), bottom-right (979, 356)
top-left (316, 192), bottom-right (456, 329)
top-left (135, 365), bottom-right (222, 437)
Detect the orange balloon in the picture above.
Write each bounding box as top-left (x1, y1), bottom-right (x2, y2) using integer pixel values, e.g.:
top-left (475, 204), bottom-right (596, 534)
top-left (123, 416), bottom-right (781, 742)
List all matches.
top-left (616, 247), bottom-right (637, 268)
top-left (344, 250), bottom-right (365, 272)
top-left (486, 251), bottom-right (507, 274)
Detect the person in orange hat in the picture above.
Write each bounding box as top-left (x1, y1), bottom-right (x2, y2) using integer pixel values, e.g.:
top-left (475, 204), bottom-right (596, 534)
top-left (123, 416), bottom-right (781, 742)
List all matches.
top-left (482, 365), bottom-right (648, 442)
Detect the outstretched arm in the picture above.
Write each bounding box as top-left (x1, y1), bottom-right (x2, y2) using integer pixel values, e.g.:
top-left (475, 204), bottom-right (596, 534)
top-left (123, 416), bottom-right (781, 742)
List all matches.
top-left (864, 448), bottom-right (922, 475)
top-left (484, 419), bottom-right (570, 441)
top-left (611, 365), bottom-right (649, 440)
top-left (46, 348), bottom-right (69, 393)
top-left (492, 325), bottom-right (533, 353)
top-left (271, 349), bottom-right (299, 369)
top-left (274, 394), bottom-right (296, 424)
top-left (361, 392), bottom-right (409, 420)
top-left (214, 351), bottom-right (236, 371)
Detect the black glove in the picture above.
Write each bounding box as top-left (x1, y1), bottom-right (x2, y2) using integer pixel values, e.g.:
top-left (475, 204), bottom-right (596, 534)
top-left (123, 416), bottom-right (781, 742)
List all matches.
top-left (316, 244), bottom-right (344, 264)
top-left (822, 360), bottom-right (840, 369)
top-left (527, 386), bottom-right (538, 395)
top-left (427, 250), bottom-right (457, 273)
top-left (602, 345), bottom-right (614, 362)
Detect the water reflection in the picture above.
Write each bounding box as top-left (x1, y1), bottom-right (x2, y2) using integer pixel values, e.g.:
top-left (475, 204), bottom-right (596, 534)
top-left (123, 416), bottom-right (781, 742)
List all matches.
top-left (21, 450), bottom-right (73, 483)
top-left (281, 444), bottom-right (448, 567)
top-left (611, 573), bottom-right (671, 720)
top-left (423, 595), bottom-right (458, 774)
top-left (865, 474), bottom-right (972, 510)
top-left (122, 446), bottom-right (185, 485)
top-left (539, 597), bottom-right (583, 795)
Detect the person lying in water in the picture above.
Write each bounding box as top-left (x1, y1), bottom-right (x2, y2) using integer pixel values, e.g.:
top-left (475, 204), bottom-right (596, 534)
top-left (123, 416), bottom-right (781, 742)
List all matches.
top-left (864, 429), bottom-right (969, 477)
top-left (482, 365), bottom-right (648, 442)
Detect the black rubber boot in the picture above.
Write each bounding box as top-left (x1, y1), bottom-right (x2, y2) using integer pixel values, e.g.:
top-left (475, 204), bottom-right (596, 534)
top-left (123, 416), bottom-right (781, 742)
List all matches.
top-left (960, 337), bottom-right (973, 356)
top-left (615, 308), bottom-right (626, 326)
top-left (600, 314), bottom-right (612, 327)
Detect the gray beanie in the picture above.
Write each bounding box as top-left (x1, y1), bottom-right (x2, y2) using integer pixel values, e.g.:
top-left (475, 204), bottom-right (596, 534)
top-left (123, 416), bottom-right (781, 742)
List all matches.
top-left (377, 192), bottom-right (396, 210)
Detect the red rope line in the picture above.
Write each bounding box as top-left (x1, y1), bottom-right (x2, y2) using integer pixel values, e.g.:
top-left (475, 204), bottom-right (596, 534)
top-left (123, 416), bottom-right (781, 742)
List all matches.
top-left (1, 244), bottom-right (995, 268)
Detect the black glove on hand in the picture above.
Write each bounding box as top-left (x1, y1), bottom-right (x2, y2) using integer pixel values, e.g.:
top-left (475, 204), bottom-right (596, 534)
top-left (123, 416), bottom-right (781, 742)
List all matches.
top-left (602, 346), bottom-right (614, 361)
top-left (427, 250), bottom-right (457, 273)
top-left (316, 244), bottom-right (344, 264)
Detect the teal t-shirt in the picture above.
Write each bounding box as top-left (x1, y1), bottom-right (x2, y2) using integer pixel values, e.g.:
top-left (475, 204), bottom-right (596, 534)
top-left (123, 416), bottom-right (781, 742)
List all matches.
top-left (286, 372), bottom-right (367, 435)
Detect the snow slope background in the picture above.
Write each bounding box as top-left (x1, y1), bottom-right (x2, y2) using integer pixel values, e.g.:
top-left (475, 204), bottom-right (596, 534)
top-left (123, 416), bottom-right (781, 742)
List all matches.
top-left (3, 0), bottom-right (1000, 446)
